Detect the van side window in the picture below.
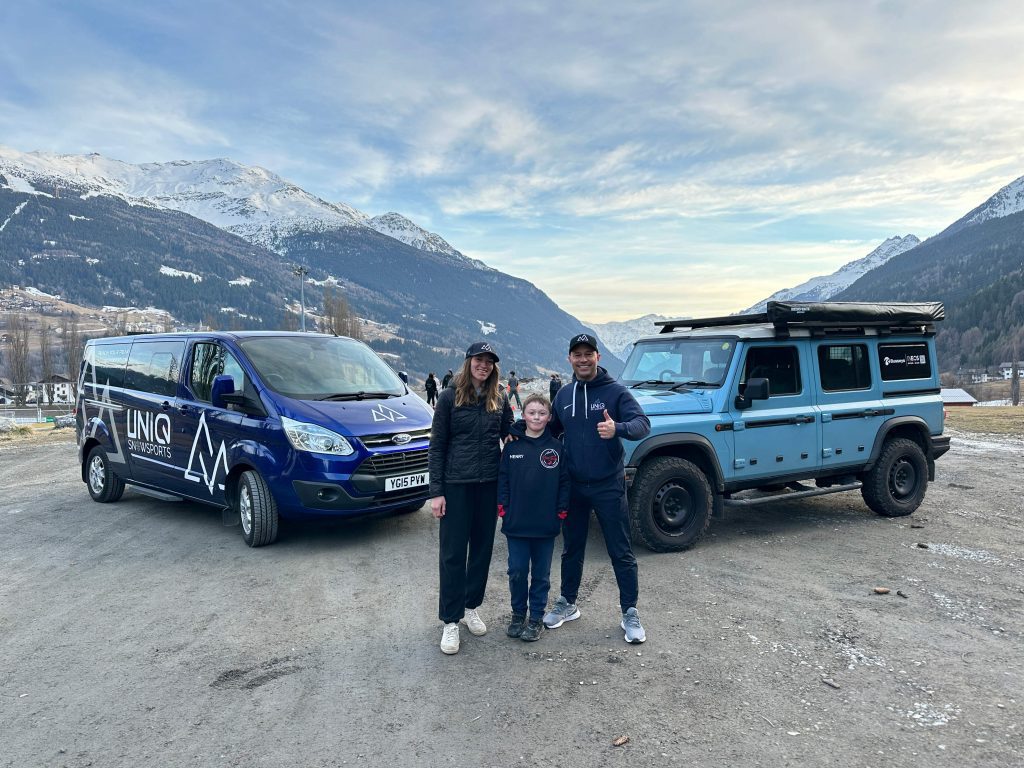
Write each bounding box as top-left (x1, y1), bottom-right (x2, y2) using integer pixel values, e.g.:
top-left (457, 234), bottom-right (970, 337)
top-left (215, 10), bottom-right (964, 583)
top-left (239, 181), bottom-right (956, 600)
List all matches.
top-left (818, 344), bottom-right (871, 391)
top-left (190, 343), bottom-right (246, 403)
top-left (89, 343), bottom-right (132, 388)
top-left (742, 346), bottom-right (801, 396)
top-left (125, 341), bottom-right (185, 396)
top-left (878, 343), bottom-right (932, 381)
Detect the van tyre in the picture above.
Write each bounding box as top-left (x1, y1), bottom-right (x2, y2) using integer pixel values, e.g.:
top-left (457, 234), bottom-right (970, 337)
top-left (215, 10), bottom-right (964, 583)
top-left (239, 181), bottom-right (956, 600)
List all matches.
top-left (862, 438), bottom-right (928, 517)
top-left (86, 446), bottom-right (125, 503)
top-left (238, 470), bottom-right (279, 547)
top-left (629, 457), bottom-right (713, 552)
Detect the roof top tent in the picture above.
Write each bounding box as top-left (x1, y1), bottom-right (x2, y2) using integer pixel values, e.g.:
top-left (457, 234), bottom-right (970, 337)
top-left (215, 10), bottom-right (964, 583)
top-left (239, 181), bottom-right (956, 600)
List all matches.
top-left (656, 301), bottom-right (945, 339)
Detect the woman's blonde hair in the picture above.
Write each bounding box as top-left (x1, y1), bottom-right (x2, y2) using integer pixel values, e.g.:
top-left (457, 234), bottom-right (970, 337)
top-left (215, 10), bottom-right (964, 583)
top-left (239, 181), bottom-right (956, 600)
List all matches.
top-left (454, 356), bottom-right (503, 412)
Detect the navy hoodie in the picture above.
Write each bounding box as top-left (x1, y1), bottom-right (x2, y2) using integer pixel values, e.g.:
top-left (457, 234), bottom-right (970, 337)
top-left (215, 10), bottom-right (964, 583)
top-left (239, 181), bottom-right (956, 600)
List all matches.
top-left (498, 423), bottom-right (571, 538)
top-left (550, 366), bottom-right (651, 483)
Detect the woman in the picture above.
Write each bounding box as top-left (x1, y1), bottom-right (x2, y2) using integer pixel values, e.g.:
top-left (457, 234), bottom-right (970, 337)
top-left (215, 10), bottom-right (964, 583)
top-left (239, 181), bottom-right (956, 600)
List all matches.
top-left (424, 372), bottom-right (439, 406)
top-left (428, 341), bottom-right (514, 655)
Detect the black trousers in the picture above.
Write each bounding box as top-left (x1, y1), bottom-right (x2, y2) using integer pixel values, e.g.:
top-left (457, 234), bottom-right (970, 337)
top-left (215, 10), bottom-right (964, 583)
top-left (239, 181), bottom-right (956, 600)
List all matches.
top-left (438, 481), bottom-right (498, 623)
top-left (558, 474), bottom-right (639, 611)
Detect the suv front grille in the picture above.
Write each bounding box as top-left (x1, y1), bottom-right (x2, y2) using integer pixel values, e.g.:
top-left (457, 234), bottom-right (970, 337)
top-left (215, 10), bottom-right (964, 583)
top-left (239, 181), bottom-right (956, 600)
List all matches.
top-left (359, 448), bottom-right (429, 476)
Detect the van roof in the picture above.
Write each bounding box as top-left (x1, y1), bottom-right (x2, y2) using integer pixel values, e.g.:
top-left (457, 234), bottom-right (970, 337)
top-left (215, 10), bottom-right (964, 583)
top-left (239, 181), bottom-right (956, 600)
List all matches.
top-left (86, 331), bottom-right (347, 344)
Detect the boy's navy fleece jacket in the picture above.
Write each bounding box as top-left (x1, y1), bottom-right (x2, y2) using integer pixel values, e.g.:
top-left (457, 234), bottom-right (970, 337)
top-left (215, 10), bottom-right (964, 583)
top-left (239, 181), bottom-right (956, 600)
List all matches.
top-left (550, 366), bottom-right (651, 483)
top-left (498, 423), bottom-right (571, 538)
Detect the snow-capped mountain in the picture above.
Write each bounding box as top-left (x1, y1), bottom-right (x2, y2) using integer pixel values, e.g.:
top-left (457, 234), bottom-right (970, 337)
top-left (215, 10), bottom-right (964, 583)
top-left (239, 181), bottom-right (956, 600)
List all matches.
top-left (586, 314), bottom-right (673, 359)
top-left (366, 212), bottom-right (490, 270)
top-left (936, 174), bottom-right (1024, 239)
top-left (742, 235), bottom-right (921, 314)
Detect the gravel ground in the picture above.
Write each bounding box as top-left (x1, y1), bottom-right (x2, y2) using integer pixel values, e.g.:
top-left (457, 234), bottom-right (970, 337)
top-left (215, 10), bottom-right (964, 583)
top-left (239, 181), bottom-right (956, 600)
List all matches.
top-left (1, 429), bottom-right (1022, 767)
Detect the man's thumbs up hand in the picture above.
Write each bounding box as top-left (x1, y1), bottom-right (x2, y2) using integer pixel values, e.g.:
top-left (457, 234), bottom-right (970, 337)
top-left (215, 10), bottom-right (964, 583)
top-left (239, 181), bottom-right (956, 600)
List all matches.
top-left (597, 408), bottom-right (617, 439)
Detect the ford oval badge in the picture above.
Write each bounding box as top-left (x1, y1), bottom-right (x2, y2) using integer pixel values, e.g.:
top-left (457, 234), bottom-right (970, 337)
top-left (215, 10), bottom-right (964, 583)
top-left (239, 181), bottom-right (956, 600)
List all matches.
top-left (392, 433), bottom-right (412, 445)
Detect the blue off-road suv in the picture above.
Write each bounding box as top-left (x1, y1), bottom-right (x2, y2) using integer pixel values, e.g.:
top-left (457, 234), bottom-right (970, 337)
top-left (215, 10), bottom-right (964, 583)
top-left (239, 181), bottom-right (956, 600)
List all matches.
top-left (620, 301), bottom-right (951, 552)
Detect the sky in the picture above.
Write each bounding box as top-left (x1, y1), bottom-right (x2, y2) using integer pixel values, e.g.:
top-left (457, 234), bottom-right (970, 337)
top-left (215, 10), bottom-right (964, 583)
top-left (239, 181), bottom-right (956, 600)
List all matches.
top-left (3, 1), bottom-right (1024, 322)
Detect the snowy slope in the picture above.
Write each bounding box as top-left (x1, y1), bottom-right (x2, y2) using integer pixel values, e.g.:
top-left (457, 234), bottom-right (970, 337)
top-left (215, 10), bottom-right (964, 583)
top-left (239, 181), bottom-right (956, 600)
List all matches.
top-left (938, 174), bottom-right (1024, 239)
top-left (367, 212), bottom-right (492, 270)
top-left (742, 235), bottom-right (921, 314)
top-left (587, 314), bottom-right (672, 358)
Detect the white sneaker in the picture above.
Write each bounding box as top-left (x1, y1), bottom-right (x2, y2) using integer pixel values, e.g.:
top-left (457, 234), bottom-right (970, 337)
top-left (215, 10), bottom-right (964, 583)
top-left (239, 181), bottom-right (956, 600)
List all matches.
top-left (440, 622), bottom-right (460, 654)
top-left (462, 608), bottom-right (487, 636)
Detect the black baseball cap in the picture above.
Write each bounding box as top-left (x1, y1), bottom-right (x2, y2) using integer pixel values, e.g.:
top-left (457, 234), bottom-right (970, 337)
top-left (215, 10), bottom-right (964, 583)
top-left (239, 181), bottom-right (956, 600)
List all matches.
top-left (569, 333), bottom-right (599, 353)
top-left (465, 341), bottom-right (500, 362)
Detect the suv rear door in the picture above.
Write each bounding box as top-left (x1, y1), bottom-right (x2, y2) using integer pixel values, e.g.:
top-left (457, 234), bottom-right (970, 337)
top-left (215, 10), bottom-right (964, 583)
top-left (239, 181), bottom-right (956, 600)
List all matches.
top-left (813, 341), bottom-right (885, 470)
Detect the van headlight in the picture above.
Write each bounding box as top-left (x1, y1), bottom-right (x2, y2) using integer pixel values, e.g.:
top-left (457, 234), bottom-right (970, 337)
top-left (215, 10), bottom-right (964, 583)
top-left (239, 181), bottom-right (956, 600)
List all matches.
top-left (281, 417), bottom-right (354, 456)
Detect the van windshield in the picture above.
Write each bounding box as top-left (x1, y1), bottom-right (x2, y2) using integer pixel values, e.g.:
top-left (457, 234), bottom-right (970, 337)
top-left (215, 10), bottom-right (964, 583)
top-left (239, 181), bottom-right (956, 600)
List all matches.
top-left (239, 336), bottom-right (405, 400)
top-left (622, 338), bottom-right (735, 388)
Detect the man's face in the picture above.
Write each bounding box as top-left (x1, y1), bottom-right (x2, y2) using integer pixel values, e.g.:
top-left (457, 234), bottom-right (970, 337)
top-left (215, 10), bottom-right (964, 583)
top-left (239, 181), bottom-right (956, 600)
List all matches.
top-left (569, 346), bottom-right (600, 381)
top-left (522, 401), bottom-right (551, 432)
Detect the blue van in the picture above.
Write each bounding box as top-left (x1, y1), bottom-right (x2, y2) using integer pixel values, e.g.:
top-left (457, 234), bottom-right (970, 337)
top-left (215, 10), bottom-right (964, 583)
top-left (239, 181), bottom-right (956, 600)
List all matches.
top-left (75, 332), bottom-right (433, 546)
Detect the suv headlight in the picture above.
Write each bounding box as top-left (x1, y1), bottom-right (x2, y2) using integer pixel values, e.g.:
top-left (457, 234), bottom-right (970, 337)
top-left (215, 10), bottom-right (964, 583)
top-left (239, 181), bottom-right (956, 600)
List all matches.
top-left (281, 416), bottom-right (354, 456)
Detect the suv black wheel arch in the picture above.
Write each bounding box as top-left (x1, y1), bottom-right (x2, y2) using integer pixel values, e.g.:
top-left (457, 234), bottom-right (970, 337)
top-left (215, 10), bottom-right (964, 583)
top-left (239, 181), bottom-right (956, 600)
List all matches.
top-left (628, 433), bottom-right (725, 493)
top-left (866, 417), bottom-right (937, 481)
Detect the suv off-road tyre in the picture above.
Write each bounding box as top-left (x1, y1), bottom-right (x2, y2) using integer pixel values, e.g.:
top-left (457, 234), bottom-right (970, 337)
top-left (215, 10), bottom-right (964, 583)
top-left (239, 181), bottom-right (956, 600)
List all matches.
top-left (862, 438), bottom-right (928, 517)
top-left (86, 445), bottom-right (126, 503)
top-left (629, 456), bottom-right (714, 552)
top-left (238, 470), bottom-right (279, 547)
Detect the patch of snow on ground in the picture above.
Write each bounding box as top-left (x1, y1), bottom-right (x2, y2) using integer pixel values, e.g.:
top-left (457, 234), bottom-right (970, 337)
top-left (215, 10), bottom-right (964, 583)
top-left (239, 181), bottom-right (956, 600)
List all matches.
top-left (926, 543), bottom-right (1002, 565)
top-left (25, 286), bottom-right (59, 299)
top-left (0, 201), bottom-right (28, 232)
top-left (159, 265), bottom-right (202, 282)
top-left (948, 430), bottom-right (1024, 454)
top-left (86, 258), bottom-right (99, 265)
top-left (2, 174), bottom-right (52, 196)
top-left (228, 276), bottom-right (253, 286)
top-left (478, 320), bottom-right (496, 336)
top-left (69, 214), bottom-right (92, 222)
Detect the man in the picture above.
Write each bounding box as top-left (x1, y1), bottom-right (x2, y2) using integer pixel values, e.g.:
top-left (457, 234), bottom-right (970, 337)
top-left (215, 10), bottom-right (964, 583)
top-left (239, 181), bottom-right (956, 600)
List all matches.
top-left (543, 333), bottom-right (651, 643)
top-left (548, 373), bottom-right (561, 402)
top-left (441, 369), bottom-right (454, 389)
top-left (507, 370), bottom-right (523, 410)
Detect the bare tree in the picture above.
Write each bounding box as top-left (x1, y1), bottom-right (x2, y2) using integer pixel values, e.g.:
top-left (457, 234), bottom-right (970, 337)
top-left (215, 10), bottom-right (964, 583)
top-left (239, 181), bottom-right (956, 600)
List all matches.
top-left (1012, 340), bottom-right (1020, 407)
top-left (39, 323), bottom-right (55, 404)
top-left (60, 313), bottom-right (83, 398)
top-left (5, 313), bottom-right (32, 406)
top-left (322, 286), bottom-right (363, 340)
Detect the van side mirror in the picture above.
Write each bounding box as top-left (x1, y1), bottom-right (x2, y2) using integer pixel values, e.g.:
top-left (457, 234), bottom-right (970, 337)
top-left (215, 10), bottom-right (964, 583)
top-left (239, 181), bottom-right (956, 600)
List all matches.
top-left (211, 375), bottom-right (237, 409)
top-left (734, 377), bottom-right (769, 410)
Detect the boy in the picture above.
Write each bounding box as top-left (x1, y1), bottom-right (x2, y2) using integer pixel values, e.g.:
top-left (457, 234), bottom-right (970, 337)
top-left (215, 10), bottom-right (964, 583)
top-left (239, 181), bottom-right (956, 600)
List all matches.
top-left (497, 394), bottom-right (571, 642)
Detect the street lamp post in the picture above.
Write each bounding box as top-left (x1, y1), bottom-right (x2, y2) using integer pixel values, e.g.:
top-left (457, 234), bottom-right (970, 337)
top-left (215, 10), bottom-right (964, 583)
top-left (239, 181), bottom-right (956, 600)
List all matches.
top-left (293, 265), bottom-right (310, 331)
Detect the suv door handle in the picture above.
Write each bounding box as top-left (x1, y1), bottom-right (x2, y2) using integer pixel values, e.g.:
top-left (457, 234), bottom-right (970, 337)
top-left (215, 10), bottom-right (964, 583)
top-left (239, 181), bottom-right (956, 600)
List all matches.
top-left (794, 415), bottom-right (815, 424)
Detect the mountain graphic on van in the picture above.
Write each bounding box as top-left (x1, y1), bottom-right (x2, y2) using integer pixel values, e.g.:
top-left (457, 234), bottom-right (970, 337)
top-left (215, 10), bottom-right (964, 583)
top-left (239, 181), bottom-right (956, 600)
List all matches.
top-left (370, 404), bottom-right (408, 423)
top-left (184, 411), bottom-right (229, 494)
top-left (79, 364), bottom-right (126, 465)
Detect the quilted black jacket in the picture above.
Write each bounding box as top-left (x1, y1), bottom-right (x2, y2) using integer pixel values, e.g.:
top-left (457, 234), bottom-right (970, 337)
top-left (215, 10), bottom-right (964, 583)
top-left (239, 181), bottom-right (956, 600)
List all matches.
top-left (428, 386), bottom-right (514, 496)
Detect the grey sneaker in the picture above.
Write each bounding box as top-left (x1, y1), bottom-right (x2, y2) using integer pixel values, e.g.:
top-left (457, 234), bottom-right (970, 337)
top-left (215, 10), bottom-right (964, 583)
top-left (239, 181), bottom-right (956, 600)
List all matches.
top-left (543, 596), bottom-right (581, 629)
top-left (621, 607), bottom-right (646, 644)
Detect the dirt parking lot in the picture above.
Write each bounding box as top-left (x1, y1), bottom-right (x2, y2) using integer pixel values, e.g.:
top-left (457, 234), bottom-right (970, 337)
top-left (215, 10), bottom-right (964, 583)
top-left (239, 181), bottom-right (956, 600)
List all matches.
top-left (2, 427), bottom-right (1022, 768)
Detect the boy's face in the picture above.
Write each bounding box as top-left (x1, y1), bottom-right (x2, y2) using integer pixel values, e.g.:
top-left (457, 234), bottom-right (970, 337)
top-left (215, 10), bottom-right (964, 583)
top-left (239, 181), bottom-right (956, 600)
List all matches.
top-left (523, 401), bottom-right (551, 432)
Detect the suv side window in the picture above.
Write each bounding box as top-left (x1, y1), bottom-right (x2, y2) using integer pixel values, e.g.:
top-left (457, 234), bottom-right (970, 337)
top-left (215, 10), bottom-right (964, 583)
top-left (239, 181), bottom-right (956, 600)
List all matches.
top-left (124, 341), bottom-right (186, 396)
top-left (818, 344), bottom-right (871, 391)
top-left (190, 343), bottom-right (247, 403)
top-left (742, 346), bottom-right (801, 396)
top-left (878, 343), bottom-right (932, 381)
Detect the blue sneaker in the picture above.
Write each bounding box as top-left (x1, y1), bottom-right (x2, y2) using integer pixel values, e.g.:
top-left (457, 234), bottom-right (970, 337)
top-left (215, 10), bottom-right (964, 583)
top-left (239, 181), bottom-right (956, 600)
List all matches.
top-left (543, 596), bottom-right (581, 628)
top-left (621, 607), bottom-right (646, 644)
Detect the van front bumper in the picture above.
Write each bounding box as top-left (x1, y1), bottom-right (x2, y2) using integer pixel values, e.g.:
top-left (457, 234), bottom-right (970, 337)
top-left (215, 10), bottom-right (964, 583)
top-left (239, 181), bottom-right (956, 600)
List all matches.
top-left (291, 480), bottom-right (428, 513)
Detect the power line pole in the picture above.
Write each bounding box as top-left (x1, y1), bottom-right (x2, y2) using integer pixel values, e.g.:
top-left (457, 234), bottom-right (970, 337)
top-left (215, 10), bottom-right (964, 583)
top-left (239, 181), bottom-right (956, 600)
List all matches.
top-left (293, 265), bottom-right (310, 331)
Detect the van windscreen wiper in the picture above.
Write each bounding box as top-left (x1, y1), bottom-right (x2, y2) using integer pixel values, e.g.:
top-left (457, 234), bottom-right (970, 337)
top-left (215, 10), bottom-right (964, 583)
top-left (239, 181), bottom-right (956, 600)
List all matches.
top-left (315, 392), bottom-right (399, 401)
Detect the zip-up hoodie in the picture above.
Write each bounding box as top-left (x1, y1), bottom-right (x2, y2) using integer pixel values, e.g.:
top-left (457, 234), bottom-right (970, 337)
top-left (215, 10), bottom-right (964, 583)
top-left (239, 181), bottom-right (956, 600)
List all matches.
top-left (549, 366), bottom-right (651, 483)
top-left (497, 423), bottom-right (571, 538)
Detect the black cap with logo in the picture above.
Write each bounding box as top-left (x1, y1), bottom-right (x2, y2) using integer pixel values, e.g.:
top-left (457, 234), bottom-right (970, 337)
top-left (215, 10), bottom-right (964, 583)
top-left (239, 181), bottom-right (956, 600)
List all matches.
top-left (465, 341), bottom-right (500, 362)
top-left (569, 333), bottom-right (599, 353)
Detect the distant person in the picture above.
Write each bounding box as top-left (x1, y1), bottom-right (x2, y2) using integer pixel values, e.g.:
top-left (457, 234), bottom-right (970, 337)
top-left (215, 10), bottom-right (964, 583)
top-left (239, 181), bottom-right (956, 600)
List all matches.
top-left (441, 369), bottom-right (454, 389)
top-left (543, 333), bottom-right (652, 644)
top-left (428, 342), bottom-right (514, 655)
top-left (498, 394), bottom-right (570, 642)
top-left (507, 370), bottom-right (523, 410)
top-left (548, 373), bottom-right (561, 402)
top-left (424, 372), bottom-right (439, 406)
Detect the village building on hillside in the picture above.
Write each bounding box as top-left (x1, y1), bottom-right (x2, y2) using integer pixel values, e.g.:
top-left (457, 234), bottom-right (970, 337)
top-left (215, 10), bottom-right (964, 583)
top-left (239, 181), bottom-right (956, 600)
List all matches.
top-left (941, 388), bottom-right (977, 407)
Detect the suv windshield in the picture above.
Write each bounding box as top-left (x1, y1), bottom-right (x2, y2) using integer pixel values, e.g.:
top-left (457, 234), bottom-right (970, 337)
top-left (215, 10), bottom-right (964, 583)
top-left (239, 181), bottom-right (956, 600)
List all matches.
top-left (622, 338), bottom-right (735, 388)
top-left (239, 336), bottom-right (405, 400)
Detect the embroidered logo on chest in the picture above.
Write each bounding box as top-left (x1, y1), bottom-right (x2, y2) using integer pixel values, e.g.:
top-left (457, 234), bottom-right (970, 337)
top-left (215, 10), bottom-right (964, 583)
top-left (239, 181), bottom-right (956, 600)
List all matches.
top-left (540, 448), bottom-right (560, 468)
top-left (590, 400), bottom-right (606, 412)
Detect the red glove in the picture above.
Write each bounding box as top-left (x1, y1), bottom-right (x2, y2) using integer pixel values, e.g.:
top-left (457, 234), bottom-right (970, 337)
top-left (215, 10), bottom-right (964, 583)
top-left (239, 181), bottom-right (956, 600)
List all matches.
top-left (557, 510), bottom-right (568, 520)
top-left (498, 504), bottom-right (506, 518)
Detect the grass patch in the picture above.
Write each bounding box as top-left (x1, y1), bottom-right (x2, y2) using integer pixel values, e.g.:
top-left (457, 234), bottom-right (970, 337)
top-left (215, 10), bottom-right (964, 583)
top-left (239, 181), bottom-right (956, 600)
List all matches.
top-left (945, 406), bottom-right (1024, 436)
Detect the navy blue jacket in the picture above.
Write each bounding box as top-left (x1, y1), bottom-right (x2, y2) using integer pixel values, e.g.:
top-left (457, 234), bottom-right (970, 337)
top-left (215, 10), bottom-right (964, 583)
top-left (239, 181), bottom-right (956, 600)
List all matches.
top-left (550, 366), bottom-right (651, 483)
top-left (498, 423), bottom-right (571, 538)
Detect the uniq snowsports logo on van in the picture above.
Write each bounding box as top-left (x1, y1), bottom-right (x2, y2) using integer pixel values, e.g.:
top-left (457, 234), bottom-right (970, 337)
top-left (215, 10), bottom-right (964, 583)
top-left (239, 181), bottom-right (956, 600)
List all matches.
top-left (126, 409), bottom-right (172, 459)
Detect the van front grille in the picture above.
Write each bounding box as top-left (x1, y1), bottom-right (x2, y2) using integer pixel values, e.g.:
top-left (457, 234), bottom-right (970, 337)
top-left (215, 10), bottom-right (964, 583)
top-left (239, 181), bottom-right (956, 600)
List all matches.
top-left (359, 448), bottom-right (429, 476)
top-left (359, 428), bottom-right (431, 447)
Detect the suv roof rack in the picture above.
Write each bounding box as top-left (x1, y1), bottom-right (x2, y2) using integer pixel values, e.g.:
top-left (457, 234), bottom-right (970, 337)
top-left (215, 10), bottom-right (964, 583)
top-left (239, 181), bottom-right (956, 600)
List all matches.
top-left (656, 301), bottom-right (945, 338)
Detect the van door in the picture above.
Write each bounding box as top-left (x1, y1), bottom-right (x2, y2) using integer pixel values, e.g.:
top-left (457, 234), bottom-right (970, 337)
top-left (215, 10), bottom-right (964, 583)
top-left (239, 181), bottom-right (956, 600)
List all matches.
top-left (120, 340), bottom-right (187, 488)
top-left (813, 342), bottom-right (884, 470)
top-left (80, 341), bottom-right (134, 478)
top-left (729, 342), bottom-right (820, 481)
top-left (172, 341), bottom-right (251, 504)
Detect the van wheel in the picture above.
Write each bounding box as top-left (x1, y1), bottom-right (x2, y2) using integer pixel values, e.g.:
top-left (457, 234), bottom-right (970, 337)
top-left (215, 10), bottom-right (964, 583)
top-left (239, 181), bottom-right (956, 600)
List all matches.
top-left (629, 457), bottom-right (713, 552)
top-left (862, 438), bottom-right (928, 517)
top-left (237, 470), bottom-right (279, 547)
top-left (86, 446), bottom-right (125, 503)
